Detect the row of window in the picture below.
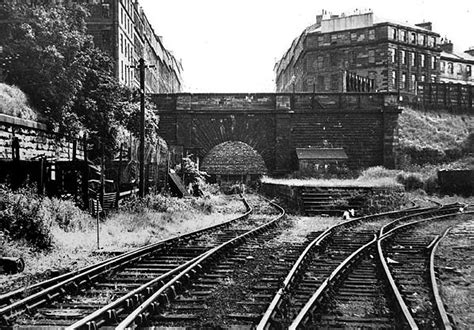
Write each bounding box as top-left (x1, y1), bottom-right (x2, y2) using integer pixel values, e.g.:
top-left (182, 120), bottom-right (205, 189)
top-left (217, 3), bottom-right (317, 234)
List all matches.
top-left (120, 3), bottom-right (133, 37)
top-left (389, 27), bottom-right (437, 47)
top-left (440, 61), bottom-right (472, 76)
top-left (389, 49), bottom-right (437, 69)
top-left (391, 71), bottom-right (436, 91)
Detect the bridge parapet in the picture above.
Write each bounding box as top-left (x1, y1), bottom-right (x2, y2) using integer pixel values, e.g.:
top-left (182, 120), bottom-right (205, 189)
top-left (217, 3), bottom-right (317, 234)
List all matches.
top-left (152, 92), bottom-right (400, 113)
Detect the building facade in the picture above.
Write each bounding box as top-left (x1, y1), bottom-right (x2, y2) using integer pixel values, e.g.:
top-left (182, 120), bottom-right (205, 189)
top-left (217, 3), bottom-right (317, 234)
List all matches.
top-left (275, 11), bottom-right (442, 94)
top-left (0, 0), bottom-right (183, 93)
top-left (439, 42), bottom-right (474, 85)
top-left (81, 0), bottom-right (183, 93)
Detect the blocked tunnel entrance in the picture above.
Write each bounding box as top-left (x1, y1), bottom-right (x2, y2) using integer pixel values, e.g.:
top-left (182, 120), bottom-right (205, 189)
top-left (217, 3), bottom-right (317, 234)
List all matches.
top-left (201, 141), bottom-right (267, 186)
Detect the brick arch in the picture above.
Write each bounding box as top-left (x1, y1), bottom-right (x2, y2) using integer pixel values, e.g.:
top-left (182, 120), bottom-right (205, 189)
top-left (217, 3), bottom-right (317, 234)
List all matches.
top-left (201, 140), bottom-right (268, 176)
top-left (189, 114), bottom-right (276, 172)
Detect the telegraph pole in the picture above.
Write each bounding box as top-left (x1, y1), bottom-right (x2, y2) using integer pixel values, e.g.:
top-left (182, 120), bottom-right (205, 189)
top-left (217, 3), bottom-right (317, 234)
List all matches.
top-left (138, 58), bottom-right (145, 197)
top-left (134, 58), bottom-right (154, 197)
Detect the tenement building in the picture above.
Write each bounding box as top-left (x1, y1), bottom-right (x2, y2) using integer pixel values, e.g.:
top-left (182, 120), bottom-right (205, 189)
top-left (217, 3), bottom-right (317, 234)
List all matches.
top-left (439, 42), bottom-right (474, 85)
top-left (275, 11), bottom-right (443, 94)
top-left (0, 0), bottom-right (183, 93)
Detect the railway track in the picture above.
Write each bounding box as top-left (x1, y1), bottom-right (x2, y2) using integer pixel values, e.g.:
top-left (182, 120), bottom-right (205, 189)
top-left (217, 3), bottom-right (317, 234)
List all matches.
top-left (275, 204), bottom-right (467, 329)
top-left (2, 196), bottom-right (469, 329)
top-left (0, 194), bottom-right (269, 327)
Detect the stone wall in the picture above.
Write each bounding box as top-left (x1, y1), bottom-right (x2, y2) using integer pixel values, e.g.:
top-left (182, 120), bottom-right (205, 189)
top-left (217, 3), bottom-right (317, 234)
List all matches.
top-left (0, 114), bottom-right (83, 161)
top-left (152, 93), bottom-right (402, 175)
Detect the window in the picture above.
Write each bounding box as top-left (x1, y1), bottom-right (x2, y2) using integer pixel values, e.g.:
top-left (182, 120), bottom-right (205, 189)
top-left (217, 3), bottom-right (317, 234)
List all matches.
top-left (401, 50), bottom-right (406, 65)
top-left (317, 56), bottom-right (324, 69)
top-left (121, 60), bottom-right (124, 80)
top-left (420, 54), bottom-right (426, 68)
top-left (421, 35), bottom-right (427, 46)
top-left (120, 8), bottom-right (123, 25)
top-left (411, 74), bottom-right (416, 91)
top-left (431, 56), bottom-right (436, 70)
top-left (318, 76), bottom-right (325, 91)
top-left (369, 29), bottom-right (375, 40)
top-left (457, 64), bottom-right (462, 75)
top-left (330, 53), bottom-right (338, 67)
top-left (120, 33), bottom-right (123, 54)
top-left (410, 52), bottom-right (416, 66)
top-left (410, 32), bottom-right (416, 44)
top-left (389, 48), bottom-right (396, 63)
top-left (368, 50), bottom-right (375, 63)
top-left (102, 3), bottom-right (110, 18)
top-left (467, 65), bottom-right (472, 77)
top-left (392, 71), bottom-right (397, 88)
top-left (350, 33), bottom-right (357, 41)
top-left (330, 74), bottom-right (339, 90)
top-left (420, 75), bottom-right (426, 82)
top-left (431, 74), bottom-right (436, 82)
top-left (390, 27), bottom-right (398, 40)
top-left (402, 72), bottom-right (407, 89)
top-left (440, 61), bottom-right (445, 72)
top-left (428, 36), bottom-right (435, 47)
top-left (400, 30), bottom-right (407, 42)
top-left (448, 62), bottom-right (454, 74)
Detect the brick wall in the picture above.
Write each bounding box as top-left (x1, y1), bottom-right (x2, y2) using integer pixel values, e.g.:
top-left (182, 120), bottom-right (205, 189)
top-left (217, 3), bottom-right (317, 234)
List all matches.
top-left (0, 114), bottom-right (83, 161)
top-left (152, 93), bottom-right (401, 175)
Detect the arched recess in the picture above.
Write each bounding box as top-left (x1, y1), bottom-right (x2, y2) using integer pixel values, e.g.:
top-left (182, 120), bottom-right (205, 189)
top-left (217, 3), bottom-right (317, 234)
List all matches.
top-left (201, 141), bottom-right (267, 183)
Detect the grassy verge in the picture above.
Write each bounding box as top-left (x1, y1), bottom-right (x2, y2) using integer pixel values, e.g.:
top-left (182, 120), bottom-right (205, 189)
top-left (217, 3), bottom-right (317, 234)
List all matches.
top-left (0, 192), bottom-right (246, 293)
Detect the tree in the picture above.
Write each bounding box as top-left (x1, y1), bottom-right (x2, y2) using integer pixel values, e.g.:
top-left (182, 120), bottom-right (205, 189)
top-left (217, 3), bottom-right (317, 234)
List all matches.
top-left (0, 3), bottom-right (161, 161)
top-left (0, 3), bottom-right (92, 131)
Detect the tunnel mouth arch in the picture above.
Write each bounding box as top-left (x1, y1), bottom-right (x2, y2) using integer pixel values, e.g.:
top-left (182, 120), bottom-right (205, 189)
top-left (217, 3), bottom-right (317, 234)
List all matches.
top-left (201, 141), bottom-right (267, 183)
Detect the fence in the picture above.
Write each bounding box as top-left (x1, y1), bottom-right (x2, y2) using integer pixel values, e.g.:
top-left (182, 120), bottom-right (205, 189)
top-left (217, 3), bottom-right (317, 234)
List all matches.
top-left (414, 82), bottom-right (473, 113)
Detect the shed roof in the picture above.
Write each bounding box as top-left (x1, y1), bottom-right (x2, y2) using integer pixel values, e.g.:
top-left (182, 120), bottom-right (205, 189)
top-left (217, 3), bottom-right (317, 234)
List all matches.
top-left (296, 148), bottom-right (348, 160)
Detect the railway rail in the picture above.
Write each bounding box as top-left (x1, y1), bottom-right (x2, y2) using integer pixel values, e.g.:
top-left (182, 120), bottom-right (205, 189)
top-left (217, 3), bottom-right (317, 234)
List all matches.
top-left (0, 194), bottom-right (262, 327)
top-left (281, 204), bottom-right (467, 329)
top-left (2, 196), bottom-right (469, 329)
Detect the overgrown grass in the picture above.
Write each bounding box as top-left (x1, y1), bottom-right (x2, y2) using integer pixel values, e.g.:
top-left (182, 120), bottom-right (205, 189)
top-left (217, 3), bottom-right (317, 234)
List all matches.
top-left (0, 83), bottom-right (39, 121)
top-left (398, 108), bottom-right (473, 166)
top-left (261, 168), bottom-right (402, 188)
top-left (0, 188), bottom-right (246, 292)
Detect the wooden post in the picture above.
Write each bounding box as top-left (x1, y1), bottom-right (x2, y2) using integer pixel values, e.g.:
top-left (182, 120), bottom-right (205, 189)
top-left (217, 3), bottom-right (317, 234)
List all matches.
top-left (39, 156), bottom-right (44, 195)
top-left (115, 143), bottom-right (123, 208)
top-left (100, 143), bottom-right (105, 214)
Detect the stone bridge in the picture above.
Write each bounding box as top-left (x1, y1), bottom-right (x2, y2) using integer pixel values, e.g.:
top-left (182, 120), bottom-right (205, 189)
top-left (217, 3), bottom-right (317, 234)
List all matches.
top-left (151, 93), bottom-right (402, 176)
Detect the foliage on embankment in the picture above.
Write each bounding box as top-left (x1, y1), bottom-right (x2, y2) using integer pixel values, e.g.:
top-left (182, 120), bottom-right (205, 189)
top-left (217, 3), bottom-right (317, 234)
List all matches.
top-left (398, 108), bottom-right (473, 166)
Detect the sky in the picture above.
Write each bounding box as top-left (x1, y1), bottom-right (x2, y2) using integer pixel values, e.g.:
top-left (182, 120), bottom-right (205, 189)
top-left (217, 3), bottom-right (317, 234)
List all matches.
top-left (140, 0), bottom-right (473, 93)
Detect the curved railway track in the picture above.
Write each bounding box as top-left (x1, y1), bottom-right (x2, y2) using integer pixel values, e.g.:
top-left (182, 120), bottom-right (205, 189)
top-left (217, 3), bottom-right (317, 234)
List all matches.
top-left (0, 194), bottom-right (264, 327)
top-left (2, 196), bottom-right (469, 329)
top-left (281, 204), bottom-right (468, 329)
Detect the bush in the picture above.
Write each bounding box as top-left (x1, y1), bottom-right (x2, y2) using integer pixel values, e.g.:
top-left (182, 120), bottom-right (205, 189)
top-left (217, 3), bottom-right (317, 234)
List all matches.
top-left (396, 172), bottom-right (424, 191)
top-left (0, 186), bottom-right (53, 249)
top-left (119, 193), bottom-right (192, 214)
top-left (43, 198), bottom-right (92, 232)
top-left (0, 185), bottom-right (94, 249)
top-left (423, 175), bottom-right (439, 195)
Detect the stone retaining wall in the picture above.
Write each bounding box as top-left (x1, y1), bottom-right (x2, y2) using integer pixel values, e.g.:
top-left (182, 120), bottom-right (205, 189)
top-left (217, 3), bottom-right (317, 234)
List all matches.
top-left (0, 114), bottom-right (83, 161)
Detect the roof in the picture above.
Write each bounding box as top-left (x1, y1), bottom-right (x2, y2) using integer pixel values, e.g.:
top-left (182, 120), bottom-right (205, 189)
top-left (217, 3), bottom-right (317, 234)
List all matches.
top-left (441, 51), bottom-right (474, 63)
top-left (296, 148), bottom-right (348, 160)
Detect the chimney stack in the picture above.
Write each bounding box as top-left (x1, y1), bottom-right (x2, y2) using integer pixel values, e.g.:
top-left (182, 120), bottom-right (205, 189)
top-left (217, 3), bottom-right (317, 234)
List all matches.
top-left (440, 40), bottom-right (454, 53)
top-left (465, 47), bottom-right (474, 57)
top-left (415, 22), bottom-right (432, 31)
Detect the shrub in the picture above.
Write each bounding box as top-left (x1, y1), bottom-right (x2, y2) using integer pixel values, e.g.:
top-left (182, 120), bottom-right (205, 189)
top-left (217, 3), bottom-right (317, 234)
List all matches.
top-left (0, 185), bottom-right (53, 249)
top-left (43, 197), bottom-right (93, 232)
top-left (396, 172), bottom-right (424, 191)
top-left (423, 175), bottom-right (439, 195)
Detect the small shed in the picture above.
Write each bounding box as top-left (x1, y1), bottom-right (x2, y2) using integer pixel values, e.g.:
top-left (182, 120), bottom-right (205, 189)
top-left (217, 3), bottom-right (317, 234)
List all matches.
top-left (296, 147), bottom-right (348, 177)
